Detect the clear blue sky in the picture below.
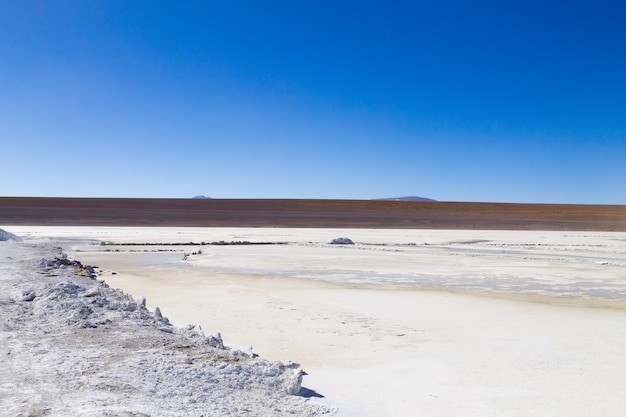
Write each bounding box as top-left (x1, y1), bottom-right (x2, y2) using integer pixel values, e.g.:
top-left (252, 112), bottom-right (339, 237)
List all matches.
top-left (1, 1), bottom-right (625, 203)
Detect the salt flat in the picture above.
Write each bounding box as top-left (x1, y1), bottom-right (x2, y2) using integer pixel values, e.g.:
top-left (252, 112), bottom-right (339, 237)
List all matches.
top-left (10, 226), bottom-right (626, 416)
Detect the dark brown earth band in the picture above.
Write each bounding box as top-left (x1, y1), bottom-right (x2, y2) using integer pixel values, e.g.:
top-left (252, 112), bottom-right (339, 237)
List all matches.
top-left (1, 197), bottom-right (625, 231)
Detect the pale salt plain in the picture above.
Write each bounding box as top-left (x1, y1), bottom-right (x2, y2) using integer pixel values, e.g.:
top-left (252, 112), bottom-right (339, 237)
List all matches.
top-left (12, 226), bottom-right (626, 416)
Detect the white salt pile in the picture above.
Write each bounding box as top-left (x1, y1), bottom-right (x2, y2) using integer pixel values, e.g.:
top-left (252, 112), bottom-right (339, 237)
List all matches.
top-left (0, 240), bottom-right (334, 416)
top-left (0, 228), bottom-right (22, 242)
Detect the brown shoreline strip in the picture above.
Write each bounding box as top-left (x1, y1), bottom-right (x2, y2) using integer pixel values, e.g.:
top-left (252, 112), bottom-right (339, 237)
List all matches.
top-left (1, 197), bottom-right (625, 231)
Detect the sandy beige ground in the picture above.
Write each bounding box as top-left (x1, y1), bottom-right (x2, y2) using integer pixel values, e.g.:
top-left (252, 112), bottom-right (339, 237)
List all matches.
top-left (9, 227), bottom-right (626, 416)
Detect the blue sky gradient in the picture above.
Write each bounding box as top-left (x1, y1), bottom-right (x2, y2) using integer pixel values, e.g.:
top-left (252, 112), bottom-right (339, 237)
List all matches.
top-left (2, 1), bottom-right (625, 203)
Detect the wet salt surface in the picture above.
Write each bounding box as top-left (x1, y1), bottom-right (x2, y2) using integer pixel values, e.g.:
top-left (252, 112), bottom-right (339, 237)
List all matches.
top-left (168, 238), bottom-right (626, 304)
top-left (63, 234), bottom-right (626, 308)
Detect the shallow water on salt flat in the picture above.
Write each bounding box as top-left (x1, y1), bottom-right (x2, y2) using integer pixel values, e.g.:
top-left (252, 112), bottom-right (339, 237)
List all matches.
top-left (12, 227), bottom-right (626, 304)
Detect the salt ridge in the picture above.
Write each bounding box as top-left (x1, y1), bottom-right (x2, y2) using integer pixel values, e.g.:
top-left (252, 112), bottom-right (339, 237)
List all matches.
top-left (0, 238), bottom-right (334, 416)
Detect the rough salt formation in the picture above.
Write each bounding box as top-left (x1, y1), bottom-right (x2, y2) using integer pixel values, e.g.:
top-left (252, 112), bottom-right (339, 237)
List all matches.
top-left (0, 228), bottom-right (22, 242)
top-left (0, 241), bottom-right (334, 417)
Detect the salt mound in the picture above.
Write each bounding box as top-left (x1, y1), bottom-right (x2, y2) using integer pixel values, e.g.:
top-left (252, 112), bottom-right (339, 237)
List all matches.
top-left (0, 243), bottom-right (334, 416)
top-left (0, 228), bottom-right (22, 242)
top-left (329, 237), bottom-right (354, 245)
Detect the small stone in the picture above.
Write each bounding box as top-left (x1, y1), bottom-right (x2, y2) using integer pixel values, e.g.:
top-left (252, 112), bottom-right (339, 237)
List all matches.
top-left (329, 237), bottom-right (354, 245)
top-left (207, 332), bottom-right (224, 348)
top-left (186, 324), bottom-right (205, 338)
top-left (234, 345), bottom-right (255, 358)
top-left (20, 290), bottom-right (36, 302)
top-left (79, 287), bottom-right (101, 297)
top-left (154, 307), bottom-right (170, 324)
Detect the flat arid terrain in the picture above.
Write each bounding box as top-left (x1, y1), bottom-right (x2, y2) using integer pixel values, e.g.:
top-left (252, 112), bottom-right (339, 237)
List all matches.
top-left (1, 197), bottom-right (626, 230)
top-left (3, 224), bottom-right (626, 416)
top-left (2, 199), bottom-right (626, 416)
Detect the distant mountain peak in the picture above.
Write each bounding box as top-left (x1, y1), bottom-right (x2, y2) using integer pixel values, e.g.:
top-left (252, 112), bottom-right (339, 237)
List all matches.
top-left (374, 196), bottom-right (436, 202)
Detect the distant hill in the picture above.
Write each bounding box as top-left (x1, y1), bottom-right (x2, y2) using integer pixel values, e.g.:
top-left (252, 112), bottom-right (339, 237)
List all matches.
top-left (374, 196), bottom-right (436, 202)
top-left (192, 195), bottom-right (211, 199)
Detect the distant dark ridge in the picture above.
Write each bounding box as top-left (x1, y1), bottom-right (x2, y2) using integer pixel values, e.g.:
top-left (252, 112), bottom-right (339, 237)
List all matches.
top-left (374, 196), bottom-right (436, 202)
top-left (1, 197), bottom-right (626, 231)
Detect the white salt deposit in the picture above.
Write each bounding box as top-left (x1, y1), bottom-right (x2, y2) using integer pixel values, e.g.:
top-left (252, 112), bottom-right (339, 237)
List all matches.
top-left (6, 226), bottom-right (626, 416)
top-left (0, 228), bottom-right (22, 242)
top-left (0, 237), bottom-right (333, 416)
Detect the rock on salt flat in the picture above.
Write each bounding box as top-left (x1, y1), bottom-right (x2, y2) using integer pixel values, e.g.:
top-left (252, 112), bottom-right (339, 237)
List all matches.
top-left (0, 241), bottom-right (334, 417)
top-left (329, 237), bottom-right (354, 245)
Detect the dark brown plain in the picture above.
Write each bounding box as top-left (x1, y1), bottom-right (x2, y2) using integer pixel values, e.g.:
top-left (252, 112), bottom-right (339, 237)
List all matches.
top-left (1, 197), bottom-right (625, 231)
